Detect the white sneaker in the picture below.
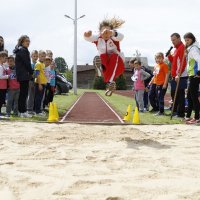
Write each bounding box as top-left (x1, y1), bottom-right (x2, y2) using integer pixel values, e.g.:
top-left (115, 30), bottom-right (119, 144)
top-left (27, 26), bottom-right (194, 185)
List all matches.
top-left (19, 112), bottom-right (32, 118)
top-left (28, 111), bottom-right (36, 116)
top-left (36, 112), bottom-right (46, 117)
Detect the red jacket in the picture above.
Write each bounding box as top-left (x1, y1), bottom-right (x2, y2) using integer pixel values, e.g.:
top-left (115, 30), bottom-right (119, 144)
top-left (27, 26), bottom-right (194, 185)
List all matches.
top-left (168, 42), bottom-right (187, 77)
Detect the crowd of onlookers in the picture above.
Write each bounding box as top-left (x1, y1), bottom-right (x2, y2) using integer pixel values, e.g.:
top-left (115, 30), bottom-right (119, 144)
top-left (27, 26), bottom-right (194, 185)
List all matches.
top-left (0, 35), bottom-right (56, 118)
top-left (1, 32), bottom-right (200, 124)
top-left (129, 32), bottom-right (200, 124)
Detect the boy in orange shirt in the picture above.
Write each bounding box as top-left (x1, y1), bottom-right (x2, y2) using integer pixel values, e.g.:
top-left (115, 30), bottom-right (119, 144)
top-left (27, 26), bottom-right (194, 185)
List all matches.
top-left (152, 52), bottom-right (169, 115)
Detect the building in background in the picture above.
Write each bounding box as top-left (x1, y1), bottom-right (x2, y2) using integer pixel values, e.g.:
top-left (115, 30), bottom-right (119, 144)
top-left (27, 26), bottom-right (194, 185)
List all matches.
top-left (76, 56), bottom-right (149, 89)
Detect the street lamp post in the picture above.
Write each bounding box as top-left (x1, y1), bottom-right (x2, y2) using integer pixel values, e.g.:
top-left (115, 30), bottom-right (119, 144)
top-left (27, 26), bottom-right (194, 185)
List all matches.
top-left (64, 0), bottom-right (85, 95)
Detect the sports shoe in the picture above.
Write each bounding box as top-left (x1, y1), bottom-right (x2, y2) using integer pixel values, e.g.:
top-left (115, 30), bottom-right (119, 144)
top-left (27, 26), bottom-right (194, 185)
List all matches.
top-left (28, 111), bottom-right (36, 116)
top-left (36, 112), bottom-right (46, 117)
top-left (186, 118), bottom-right (200, 125)
top-left (183, 117), bottom-right (192, 122)
top-left (154, 112), bottom-right (165, 116)
top-left (19, 112), bottom-right (32, 118)
top-left (105, 81), bottom-right (116, 96)
top-left (5, 113), bottom-right (11, 118)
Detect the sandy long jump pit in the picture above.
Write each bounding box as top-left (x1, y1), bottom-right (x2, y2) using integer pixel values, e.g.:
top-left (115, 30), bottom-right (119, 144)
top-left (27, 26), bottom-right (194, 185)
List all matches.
top-left (0, 122), bottom-right (200, 200)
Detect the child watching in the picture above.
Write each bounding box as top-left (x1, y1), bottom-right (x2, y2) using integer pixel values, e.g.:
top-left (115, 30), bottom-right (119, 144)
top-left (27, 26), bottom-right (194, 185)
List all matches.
top-left (129, 58), bottom-right (150, 112)
top-left (153, 52), bottom-right (169, 116)
top-left (6, 56), bottom-right (20, 117)
top-left (34, 50), bottom-right (47, 116)
top-left (27, 50), bottom-right (38, 114)
top-left (0, 51), bottom-right (8, 116)
top-left (44, 57), bottom-right (56, 107)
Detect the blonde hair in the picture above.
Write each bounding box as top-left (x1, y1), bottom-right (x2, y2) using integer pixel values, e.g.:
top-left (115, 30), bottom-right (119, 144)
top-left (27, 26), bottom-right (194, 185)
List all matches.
top-left (99, 17), bottom-right (125, 30)
top-left (38, 50), bottom-right (46, 56)
top-left (31, 50), bottom-right (38, 55)
top-left (155, 52), bottom-right (164, 59)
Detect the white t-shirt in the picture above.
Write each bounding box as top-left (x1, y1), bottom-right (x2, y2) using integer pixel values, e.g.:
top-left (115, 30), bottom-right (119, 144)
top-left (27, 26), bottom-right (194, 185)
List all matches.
top-left (44, 66), bottom-right (51, 83)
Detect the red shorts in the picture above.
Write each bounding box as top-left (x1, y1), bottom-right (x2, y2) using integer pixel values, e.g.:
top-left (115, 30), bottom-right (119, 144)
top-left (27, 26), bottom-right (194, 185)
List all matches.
top-left (100, 53), bottom-right (125, 83)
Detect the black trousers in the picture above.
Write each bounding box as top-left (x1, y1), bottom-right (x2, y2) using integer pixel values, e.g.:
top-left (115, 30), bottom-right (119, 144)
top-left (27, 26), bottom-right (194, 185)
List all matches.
top-left (0, 89), bottom-right (7, 113)
top-left (44, 83), bottom-right (54, 108)
top-left (156, 85), bottom-right (167, 113)
top-left (18, 80), bottom-right (29, 113)
top-left (149, 84), bottom-right (159, 111)
top-left (171, 77), bottom-right (187, 117)
top-left (186, 77), bottom-right (200, 120)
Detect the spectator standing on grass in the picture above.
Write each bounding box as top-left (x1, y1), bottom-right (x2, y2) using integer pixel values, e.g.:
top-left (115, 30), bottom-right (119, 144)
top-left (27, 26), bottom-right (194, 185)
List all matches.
top-left (34, 50), bottom-right (47, 116)
top-left (27, 50), bottom-right (38, 115)
top-left (184, 32), bottom-right (200, 124)
top-left (152, 52), bottom-right (169, 116)
top-left (0, 51), bottom-right (9, 117)
top-left (168, 33), bottom-right (187, 118)
top-left (13, 35), bottom-right (33, 118)
top-left (129, 59), bottom-right (150, 112)
top-left (44, 57), bottom-right (56, 108)
top-left (6, 56), bottom-right (20, 117)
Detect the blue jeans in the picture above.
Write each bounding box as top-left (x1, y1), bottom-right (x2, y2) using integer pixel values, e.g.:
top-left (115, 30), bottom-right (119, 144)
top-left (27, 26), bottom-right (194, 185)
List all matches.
top-left (34, 84), bottom-right (46, 114)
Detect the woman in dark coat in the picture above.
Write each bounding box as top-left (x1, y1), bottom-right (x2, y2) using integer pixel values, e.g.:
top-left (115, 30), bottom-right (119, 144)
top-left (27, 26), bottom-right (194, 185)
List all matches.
top-left (13, 35), bottom-right (33, 118)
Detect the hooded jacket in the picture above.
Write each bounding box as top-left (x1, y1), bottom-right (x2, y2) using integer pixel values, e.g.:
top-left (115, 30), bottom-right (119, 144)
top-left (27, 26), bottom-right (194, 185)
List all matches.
top-left (186, 42), bottom-right (200, 76)
top-left (13, 46), bottom-right (33, 81)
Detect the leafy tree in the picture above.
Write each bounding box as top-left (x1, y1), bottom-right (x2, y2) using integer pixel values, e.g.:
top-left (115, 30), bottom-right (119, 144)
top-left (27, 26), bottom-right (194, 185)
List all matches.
top-left (116, 74), bottom-right (127, 90)
top-left (93, 76), bottom-right (106, 90)
top-left (55, 57), bottom-right (68, 73)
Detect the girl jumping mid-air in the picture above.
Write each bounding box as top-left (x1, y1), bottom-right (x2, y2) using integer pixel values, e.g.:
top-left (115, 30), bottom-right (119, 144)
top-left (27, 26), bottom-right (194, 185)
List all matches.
top-left (84, 17), bottom-right (125, 96)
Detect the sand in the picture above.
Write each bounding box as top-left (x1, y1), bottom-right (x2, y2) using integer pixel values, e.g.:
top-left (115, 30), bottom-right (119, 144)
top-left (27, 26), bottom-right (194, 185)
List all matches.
top-left (0, 122), bottom-right (200, 200)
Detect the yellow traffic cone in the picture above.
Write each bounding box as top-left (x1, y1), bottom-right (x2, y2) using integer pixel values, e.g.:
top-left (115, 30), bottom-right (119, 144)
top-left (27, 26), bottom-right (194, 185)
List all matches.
top-left (132, 107), bottom-right (140, 124)
top-left (53, 103), bottom-right (59, 122)
top-left (48, 102), bottom-right (55, 122)
top-left (123, 104), bottom-right (131, 122)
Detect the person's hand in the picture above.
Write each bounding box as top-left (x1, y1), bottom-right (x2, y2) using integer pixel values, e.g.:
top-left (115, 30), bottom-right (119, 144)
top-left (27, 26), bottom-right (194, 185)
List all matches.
top-left (38, 84), bottom-right (43, 91)
top-left (84, 31), bottom-right (92, 37)
top-left (175, 75), bottom-right (179, 82)
top-left (101, 29), bottom-right (113, 40)
top-left (163, 84), bottom-right (167, 89)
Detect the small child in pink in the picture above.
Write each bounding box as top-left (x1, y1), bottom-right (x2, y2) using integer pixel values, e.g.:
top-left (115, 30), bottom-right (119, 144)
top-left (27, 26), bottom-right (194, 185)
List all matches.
top-left (6, 56), bottom-right (20, 117)
top-left (129, 59), bottom-right (150, 112)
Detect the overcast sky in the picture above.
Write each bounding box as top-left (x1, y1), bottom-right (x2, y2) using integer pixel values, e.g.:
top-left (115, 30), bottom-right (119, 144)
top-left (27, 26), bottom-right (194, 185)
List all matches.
top-left (1, 0), bottom-right (200, 67)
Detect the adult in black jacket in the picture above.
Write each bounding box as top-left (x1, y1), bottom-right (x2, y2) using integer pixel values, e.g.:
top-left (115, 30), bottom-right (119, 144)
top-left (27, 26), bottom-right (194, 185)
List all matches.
top-left (13, 35), bottom-right (33, 118)
top-left (0, 36), bottom-right (5, 52)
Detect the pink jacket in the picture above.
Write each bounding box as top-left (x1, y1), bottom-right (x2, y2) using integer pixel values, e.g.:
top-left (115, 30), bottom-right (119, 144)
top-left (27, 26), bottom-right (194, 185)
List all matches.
top-left (0, 64), bottom-right (9, 89)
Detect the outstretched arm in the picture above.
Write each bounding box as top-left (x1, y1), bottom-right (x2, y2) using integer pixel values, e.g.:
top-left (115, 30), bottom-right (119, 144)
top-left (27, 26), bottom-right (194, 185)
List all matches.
top-left (84, 31), bottom-right (98, 42)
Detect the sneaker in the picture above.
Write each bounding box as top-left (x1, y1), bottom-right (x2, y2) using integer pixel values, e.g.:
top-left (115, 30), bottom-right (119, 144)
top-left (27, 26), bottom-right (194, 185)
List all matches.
top-left (36, 112), bottom-right (46, 117)
top-left (28, 111), bottom-right (36, 116)
top-left (149, 108), bottom-right (159, 113)
top-left (105, 81), bottom-right (116, 96)
top-left (5, 113), bottom-right (10, 118)
top-left (19, 112), bottom-right (32, 118)
top-left (183, 117), bottom-right (192, 122)
top-left (154, 112), bottom-right (165, 116)
top-left (186, 118), bottom-right (200, 125)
